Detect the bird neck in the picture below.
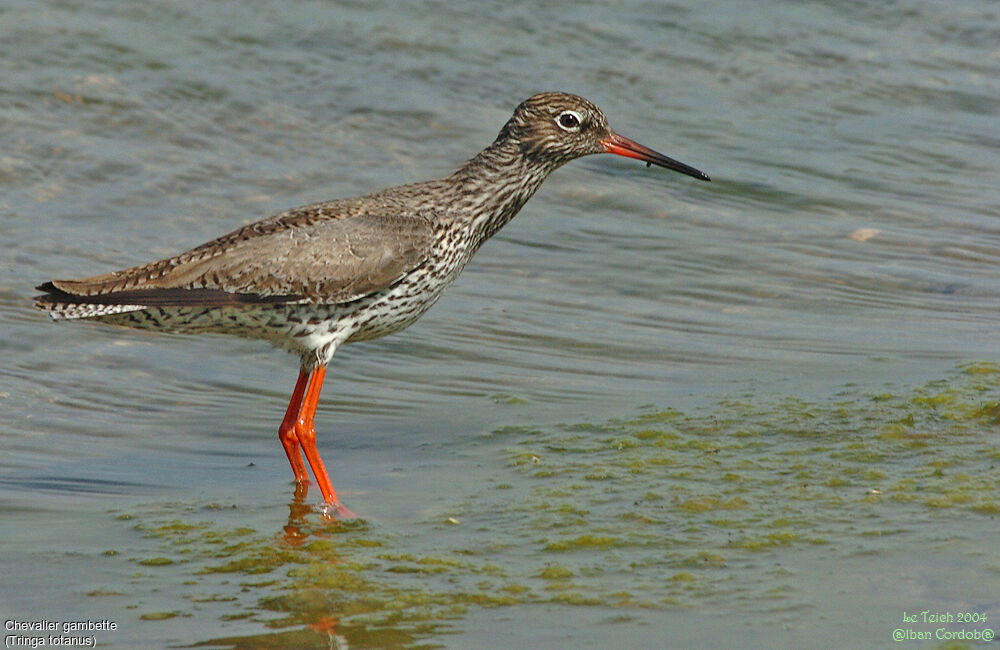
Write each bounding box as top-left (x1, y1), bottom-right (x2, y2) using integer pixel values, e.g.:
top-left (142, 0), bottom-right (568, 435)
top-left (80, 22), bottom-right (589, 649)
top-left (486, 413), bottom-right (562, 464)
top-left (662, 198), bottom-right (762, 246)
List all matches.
top-left (444, 137), bottom-right (558, 250)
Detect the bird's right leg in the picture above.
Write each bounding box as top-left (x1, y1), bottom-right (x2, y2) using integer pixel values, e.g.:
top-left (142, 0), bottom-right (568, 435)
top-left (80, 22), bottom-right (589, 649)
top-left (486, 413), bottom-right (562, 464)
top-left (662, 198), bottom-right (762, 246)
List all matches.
top-left (294, 365), bottom-right (357, 518)
top-left (278, 369), bottom-right (311, 483)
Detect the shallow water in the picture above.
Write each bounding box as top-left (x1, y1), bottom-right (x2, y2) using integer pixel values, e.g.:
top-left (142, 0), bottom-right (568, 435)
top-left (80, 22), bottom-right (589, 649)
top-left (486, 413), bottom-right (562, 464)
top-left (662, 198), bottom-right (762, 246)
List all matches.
top-left (2, 0), bottom-right (999, 648)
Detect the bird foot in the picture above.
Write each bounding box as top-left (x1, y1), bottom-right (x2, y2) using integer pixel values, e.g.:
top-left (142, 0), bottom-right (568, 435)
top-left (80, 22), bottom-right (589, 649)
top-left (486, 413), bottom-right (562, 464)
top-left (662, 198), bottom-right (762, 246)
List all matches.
top-left (322, 500), bottom-right (359, 520)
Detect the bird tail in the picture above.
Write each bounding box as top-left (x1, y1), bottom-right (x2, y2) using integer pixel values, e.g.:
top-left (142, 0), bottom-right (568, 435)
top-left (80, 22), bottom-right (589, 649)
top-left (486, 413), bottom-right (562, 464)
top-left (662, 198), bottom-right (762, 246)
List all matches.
top-left (33, 281), bottom-right (147, 320)
top-left (34, 280), bottom-right (301, 320)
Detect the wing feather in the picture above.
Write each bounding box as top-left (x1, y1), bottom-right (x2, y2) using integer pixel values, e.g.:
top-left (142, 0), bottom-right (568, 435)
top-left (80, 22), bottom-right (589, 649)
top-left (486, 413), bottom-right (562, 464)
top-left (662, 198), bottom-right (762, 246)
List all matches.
top-left (35, 211), bottom-right (435, 311)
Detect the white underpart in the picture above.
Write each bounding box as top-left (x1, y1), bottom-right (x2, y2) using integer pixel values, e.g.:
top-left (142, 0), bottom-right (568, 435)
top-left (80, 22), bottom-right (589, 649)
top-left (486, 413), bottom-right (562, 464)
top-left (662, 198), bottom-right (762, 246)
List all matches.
top-left (47, 303), bottom-right (146, 320)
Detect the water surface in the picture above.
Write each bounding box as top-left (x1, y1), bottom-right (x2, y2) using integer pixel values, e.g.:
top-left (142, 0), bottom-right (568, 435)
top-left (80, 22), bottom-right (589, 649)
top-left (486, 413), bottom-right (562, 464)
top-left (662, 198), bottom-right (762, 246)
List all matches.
top-left (2, 0), bottom-right (998, 647)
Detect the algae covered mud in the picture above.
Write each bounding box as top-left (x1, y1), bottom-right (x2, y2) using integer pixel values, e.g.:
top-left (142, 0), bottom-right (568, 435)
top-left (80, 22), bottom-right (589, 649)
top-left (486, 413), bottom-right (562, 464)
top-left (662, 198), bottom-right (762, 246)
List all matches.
top-left (87, 364), bottom-right (1000, 648)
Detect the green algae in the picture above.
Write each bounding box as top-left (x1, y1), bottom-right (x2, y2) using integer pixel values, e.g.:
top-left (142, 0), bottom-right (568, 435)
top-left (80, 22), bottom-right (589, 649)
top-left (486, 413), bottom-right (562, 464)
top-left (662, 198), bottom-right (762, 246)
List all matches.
top-left (86, 588), bottom-right (123, 597)
top-left (543, 534), bottom-right (621, 551)
top-left (140, 611), bottom-right (181, 621)
top-left (103, 363), bottom-right (999, 648)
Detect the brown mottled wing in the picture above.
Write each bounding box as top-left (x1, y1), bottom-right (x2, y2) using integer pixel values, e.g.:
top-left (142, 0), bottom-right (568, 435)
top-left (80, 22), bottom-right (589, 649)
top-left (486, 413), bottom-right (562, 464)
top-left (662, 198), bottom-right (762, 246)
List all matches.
top-left (37, 213), bottom-right (435, 309)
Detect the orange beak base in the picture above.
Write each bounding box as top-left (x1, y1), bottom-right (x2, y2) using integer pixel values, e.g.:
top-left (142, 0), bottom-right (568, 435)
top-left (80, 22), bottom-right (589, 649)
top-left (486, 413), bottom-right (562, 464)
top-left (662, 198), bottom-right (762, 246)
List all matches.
top-left (602, 133), bottom-right (710, 181)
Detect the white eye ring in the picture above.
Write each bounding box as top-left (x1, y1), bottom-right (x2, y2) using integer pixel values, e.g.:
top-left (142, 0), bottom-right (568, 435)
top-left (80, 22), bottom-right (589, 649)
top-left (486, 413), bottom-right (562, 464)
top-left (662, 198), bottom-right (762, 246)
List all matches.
top-left (556, 110), bottom-right (582, 132)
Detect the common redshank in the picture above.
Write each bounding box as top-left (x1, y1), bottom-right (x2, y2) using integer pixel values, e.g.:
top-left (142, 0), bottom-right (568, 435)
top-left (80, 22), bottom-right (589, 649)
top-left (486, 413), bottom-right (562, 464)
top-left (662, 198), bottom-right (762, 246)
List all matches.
top-left (35, 92), bottom-right (710, 516)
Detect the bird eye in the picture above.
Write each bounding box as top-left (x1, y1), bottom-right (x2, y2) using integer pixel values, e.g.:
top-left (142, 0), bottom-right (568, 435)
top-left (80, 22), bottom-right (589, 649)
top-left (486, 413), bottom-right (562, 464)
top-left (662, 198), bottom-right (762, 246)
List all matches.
top-left (556, 110), bottom-right (582, 131)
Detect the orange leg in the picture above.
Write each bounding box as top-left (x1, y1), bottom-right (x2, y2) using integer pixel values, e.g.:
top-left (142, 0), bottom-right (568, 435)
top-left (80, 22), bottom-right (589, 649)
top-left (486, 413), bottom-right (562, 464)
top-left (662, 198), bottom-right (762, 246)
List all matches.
top-left (293, 366), bottom-right (357, 518)
top-left (278, 370), bottom-right (311, 483)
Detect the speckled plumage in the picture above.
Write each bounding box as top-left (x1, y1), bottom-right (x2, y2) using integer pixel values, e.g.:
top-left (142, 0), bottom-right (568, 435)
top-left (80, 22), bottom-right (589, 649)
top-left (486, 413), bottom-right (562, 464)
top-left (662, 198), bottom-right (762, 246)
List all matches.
top-left (34, 92), bottom-right (709, 511)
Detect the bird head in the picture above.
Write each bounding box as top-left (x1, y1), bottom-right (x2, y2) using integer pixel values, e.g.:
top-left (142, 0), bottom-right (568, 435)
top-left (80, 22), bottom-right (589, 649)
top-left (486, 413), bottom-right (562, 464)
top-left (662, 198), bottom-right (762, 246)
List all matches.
top-left (501, 92), bottom-right (710, 181)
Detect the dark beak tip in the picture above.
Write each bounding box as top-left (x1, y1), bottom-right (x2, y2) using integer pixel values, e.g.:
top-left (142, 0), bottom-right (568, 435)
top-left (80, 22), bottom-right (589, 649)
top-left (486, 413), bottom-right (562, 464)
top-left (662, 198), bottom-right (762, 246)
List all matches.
top-left (603, 134), bottom-right (709, 182)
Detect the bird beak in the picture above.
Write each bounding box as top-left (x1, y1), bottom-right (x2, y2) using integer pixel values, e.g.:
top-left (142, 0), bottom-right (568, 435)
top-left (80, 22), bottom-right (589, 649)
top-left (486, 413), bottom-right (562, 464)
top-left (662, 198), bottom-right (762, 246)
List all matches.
top-left (601, 132), bottom-right (710, 181)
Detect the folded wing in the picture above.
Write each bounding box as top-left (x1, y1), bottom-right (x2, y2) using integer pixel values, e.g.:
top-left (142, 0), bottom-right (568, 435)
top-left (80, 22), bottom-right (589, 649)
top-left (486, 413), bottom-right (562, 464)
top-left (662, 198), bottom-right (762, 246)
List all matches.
top-left (35, 212), bottom-right (436, 316)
